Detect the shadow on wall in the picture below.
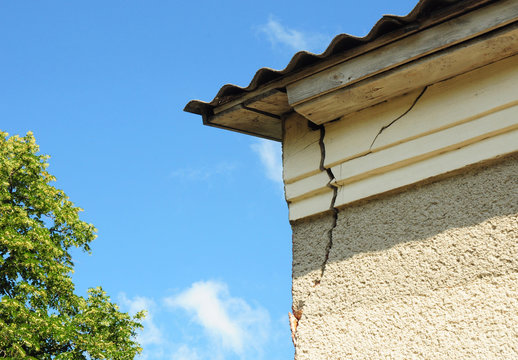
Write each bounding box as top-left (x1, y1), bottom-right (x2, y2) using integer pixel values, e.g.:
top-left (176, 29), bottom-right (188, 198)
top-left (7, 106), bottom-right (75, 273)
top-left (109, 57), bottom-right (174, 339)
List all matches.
top-left (291, 152), bottom-right (518, 284)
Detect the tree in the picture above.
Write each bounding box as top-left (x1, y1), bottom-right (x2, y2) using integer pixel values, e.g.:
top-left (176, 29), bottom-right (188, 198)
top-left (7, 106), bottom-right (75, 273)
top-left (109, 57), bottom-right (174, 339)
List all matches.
top-left (0, 131), bottom-right (144, 359)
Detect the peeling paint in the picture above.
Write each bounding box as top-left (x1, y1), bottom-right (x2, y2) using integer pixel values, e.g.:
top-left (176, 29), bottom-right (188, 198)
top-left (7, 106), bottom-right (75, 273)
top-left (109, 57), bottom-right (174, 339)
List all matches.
top-left (289, 311), bottom-right (299, 346)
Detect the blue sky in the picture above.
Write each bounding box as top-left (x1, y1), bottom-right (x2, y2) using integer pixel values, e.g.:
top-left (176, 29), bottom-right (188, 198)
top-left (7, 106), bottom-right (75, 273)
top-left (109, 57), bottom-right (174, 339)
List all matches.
top-left (1, 1), bottom-right (416, 359)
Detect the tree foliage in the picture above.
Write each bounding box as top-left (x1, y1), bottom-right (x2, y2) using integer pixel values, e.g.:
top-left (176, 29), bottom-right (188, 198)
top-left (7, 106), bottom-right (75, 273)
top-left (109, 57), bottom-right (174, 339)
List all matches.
top-left (0, 131), bottom-right (144, 359)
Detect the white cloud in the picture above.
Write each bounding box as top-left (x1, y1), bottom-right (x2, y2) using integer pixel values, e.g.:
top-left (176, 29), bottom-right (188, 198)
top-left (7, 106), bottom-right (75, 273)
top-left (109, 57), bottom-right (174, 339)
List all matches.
top-left (251, 139), bottom-right (283, 185)
top-left (165, 280), bottom-right (270, 357)
top-left (118, 281), bottom-right (279, 360)
top-left (258, 16), bottom-right (329, 52)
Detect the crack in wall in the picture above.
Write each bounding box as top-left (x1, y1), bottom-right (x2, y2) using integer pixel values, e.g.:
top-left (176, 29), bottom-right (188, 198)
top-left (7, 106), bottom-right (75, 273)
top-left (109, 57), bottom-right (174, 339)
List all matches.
top-left (290, 138), bottom-right (320, 157)
top-left (290, 125), bottom-right (339, 347)
top-left (292, 85), bottom-right (439, 349)
top-left (315, 126), bottom-right (339, 285)
top-left (315, 87), bottom-right (428, 284)
top-left (311, 86), bottom-right (429, 288)
top-left (291, 89), bottom-right (428, 341)
top-left (369, 86), bottom-right (428, 150)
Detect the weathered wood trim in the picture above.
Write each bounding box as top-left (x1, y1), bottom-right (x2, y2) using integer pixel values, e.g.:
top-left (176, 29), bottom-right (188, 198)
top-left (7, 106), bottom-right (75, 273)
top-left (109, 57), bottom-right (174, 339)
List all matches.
top-left (285, 172), bottom-right (330, 202)
top-left (288, 190), bottom-right (335, 222)
top-left (209, 103), bottom-right (282, 141)
top-left (323, 54), bottom-right (518, 168)
top-left (282, 112), bottom-right (322, 184)
top-left (331, 105), bottom-right (518, 187)
top-left (287, 0), bottom-right (518, 108)
top-left (334, 129), bottom-right (518, 208)
top-left (292, 23), bottom-right (518, 124)
top-left (211, 0), bottom-right (495, 116)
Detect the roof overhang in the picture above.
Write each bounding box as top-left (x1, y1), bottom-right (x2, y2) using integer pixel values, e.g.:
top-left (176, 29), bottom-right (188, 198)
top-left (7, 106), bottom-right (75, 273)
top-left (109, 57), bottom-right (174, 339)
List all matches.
top-left (184, 0), bottom-right (518, 141)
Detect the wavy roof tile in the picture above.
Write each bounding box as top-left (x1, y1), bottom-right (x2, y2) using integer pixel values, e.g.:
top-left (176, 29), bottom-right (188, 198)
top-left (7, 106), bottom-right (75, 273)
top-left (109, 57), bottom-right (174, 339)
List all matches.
top-left (184, 0), bottom-right (496, 139)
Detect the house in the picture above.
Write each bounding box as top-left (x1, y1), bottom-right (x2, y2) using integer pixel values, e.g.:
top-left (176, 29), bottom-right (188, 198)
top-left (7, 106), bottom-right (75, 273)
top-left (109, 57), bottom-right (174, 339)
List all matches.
top-left (185, 0), bottom-right (518, 358)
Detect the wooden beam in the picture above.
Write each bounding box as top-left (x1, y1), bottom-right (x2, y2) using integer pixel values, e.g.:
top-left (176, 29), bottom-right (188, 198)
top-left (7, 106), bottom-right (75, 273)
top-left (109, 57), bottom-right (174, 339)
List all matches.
top-left (210, 0), bottom-right (493, 116)
top-left (334, 129), bottom-right (518, 208)
top-left (282, 112), bottom-right (322, 183)
top-left (287, 0), bottom-right (518, 107)
top-left (208, 104), bottom-right (282, 140)
top-left (331, 105), bottom-right (518, 187)
top-left (293, 24), bottom-right (518, 124)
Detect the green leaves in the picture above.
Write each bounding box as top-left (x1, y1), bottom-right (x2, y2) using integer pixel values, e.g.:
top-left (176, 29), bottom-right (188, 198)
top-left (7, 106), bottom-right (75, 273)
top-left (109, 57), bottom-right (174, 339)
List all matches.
top-left (0, 131), bottom-right (143, 359)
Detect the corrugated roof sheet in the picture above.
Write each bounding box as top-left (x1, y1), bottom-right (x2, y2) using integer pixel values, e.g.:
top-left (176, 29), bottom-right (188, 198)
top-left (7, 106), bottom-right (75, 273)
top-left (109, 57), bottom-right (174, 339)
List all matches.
top-left (184, 0), bottom-right (494, 117)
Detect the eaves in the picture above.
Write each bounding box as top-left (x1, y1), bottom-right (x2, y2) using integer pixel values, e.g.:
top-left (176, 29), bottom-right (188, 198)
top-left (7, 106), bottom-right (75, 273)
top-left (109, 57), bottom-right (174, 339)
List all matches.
top-left (184, 0), bottom-right (516, 141)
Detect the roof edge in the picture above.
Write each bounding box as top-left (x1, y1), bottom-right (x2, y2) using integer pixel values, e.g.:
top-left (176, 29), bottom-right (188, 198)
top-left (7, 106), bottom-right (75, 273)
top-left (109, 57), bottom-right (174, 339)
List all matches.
top-left (184, 0), bottom-right (496, 117)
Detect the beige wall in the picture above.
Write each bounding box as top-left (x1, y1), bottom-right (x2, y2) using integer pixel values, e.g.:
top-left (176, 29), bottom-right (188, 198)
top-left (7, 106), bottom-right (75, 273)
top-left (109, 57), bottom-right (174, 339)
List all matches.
top-left (291, 154), bottom-right (518, 359)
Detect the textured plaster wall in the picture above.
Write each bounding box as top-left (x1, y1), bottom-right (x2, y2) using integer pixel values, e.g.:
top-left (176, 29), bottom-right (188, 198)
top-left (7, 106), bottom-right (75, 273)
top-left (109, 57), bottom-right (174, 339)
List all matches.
top-left (291, 154), bottom-right (518, 359)
top-left (292, 213), bottom-right (335, 312)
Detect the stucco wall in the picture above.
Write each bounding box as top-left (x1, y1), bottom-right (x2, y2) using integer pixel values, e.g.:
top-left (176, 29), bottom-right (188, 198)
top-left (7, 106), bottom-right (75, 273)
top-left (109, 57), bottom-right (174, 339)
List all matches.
top-left (291, 154), bottom-right (518, 359)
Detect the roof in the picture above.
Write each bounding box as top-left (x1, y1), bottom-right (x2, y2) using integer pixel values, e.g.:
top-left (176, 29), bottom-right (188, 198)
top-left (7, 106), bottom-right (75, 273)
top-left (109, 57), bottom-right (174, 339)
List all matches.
top-left (184, 0), bottom-right (497, 140)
